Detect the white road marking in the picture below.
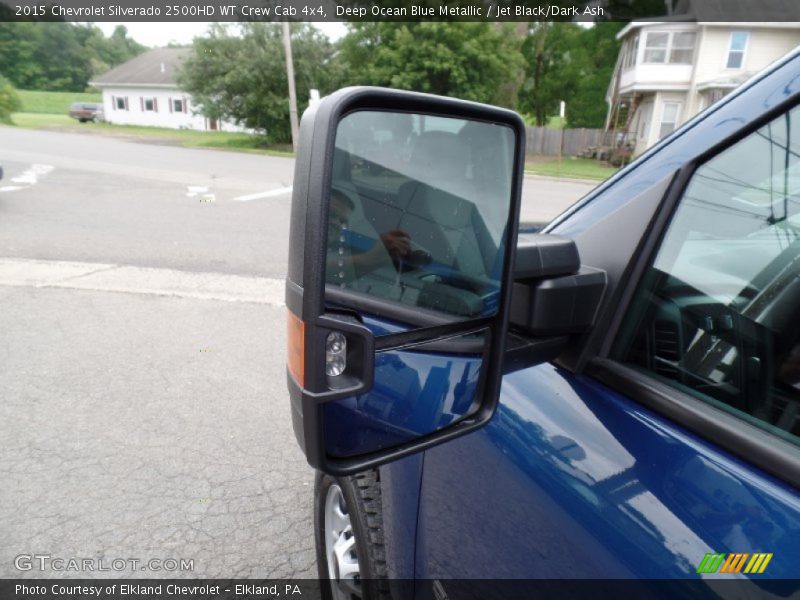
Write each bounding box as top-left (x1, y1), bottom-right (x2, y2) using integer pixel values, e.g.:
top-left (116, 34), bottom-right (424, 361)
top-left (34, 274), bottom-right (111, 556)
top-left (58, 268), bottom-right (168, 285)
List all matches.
top-left (11, 163), bottom-right (54, 185)
top-left (0, 258), bottom-right (285, 305)
top-left (186, 184), bottom-right (215, 203)
top-left (0, 186), bottom-right (24, 193)
top-left (233, 186), bottom-right (293, 202)
top-left (186, 185), bottom-right (208, 196)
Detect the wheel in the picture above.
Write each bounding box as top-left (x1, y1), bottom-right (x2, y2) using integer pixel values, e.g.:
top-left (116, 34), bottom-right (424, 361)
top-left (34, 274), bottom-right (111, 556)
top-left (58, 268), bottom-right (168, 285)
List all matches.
top-left (314, 469), bottom-right (389, 600)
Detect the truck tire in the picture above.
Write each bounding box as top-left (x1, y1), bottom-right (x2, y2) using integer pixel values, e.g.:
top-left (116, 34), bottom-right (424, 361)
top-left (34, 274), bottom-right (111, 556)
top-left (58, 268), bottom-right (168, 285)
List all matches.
top-left (314, 469), bottom-right (390, 599)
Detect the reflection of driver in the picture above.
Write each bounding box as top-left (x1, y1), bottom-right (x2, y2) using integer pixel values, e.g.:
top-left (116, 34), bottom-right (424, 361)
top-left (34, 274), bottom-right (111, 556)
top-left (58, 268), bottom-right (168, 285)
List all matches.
top-left (326, 186), bottom-right (411, 284)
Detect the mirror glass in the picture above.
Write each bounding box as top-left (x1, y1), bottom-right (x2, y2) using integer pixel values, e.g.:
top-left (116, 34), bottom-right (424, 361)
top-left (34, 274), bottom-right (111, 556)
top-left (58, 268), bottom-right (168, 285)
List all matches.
top-left (325, 110), bottom-right (515, 319)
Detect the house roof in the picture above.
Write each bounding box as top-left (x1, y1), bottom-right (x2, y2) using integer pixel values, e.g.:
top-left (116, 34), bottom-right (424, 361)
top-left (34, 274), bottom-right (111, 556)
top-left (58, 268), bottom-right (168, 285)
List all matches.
top-left (689, 0), bottom-right (800, 21)
top-left (696, 72), bottom-right (755, 91)
top-left (90, 48), bottom-right (191, 88)
top-left (617, 0), bottom-right (800, 39)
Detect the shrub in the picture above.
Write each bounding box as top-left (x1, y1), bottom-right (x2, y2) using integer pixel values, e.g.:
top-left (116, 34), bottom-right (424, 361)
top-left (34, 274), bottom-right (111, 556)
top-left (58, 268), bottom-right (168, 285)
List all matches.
top-left (0, 76), bottom-right (22, 124)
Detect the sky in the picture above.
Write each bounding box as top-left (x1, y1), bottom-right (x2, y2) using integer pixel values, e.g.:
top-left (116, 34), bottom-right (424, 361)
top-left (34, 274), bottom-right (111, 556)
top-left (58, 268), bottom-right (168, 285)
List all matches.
top-left (94, 21), bottom-right (348, 47)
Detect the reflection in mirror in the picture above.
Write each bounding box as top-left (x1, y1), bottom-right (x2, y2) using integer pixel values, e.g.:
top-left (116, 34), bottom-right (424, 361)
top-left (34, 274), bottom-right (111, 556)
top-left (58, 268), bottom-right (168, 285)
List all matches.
top-left (324, 331), bottom-right (486, 458)
top-left (325, 110), bottom-right (515, 319)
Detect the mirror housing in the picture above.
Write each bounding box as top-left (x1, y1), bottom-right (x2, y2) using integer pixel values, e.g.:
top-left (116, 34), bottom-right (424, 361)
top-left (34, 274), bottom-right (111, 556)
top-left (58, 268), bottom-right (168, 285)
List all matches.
top-left (286, 87), bottom-right (526, 474)
top-left (509, 234), bottom-right (607, 337)
top-left (503, 234), bottom-right (606, 374)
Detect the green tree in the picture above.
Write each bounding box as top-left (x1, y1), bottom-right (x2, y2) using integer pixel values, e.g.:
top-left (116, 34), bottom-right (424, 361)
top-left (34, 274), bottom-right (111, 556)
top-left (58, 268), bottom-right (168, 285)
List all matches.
top-left (0, 22), bottom-right (94, 91)
top-left (79, 24), bottom-right (147, 79)
top-left (178, 23), bottom-right (338, 144)
top-left (520, 22), bottom-right (622, 128)
top-left (520, 23), bottom-right (563, 126)
top-left (0, 22), bottom-right (146, 92)
top-left (337, 22), bottom-right (525, 108)
top-left (567, 22), bottom-right (624, 127)
top-left (0, 75), bottom-right (22, 124)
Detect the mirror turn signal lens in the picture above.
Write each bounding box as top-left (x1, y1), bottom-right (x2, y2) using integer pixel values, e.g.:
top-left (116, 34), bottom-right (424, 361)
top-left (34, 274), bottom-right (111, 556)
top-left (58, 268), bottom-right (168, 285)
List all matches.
top-left (287, 311), bottom-right (305, 387)
top-left (325, 331), bottom-right (347, 377)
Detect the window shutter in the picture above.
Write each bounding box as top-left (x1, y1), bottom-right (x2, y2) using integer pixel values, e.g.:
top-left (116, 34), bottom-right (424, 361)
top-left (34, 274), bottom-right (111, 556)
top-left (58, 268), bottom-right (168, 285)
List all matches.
top-left (169, 97), bottom-right (173, 113)
top-left (125, 97), bottom-right (129, 111)
top-left (154, 97), bottom-right (158, 113)
top-left (112, 96), bottom-right (116, 111)
top-left (184, 97), bottom-right (188, 112)
top-left (140, 97), bottom-right (144, 111)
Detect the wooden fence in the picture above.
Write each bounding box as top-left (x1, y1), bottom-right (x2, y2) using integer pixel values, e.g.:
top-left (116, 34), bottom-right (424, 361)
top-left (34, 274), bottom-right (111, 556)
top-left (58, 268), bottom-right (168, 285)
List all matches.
top-left (525, 126), bottom-right (613, 157)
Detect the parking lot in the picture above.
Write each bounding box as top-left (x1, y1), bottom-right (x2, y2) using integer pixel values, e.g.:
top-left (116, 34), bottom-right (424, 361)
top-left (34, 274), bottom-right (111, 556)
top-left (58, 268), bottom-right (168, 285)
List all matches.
top-left (0, 127), bottom-right (597, 577)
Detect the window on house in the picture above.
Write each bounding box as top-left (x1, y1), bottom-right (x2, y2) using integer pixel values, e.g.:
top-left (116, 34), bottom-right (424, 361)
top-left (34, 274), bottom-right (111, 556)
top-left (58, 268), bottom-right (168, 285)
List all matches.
top-left (643, 32), bottom-right (669, 63)
top-left (144, 98), bottom-right (155, 112)
top-left (643, 31), bottom-right (696, 64)
top-left (658, 102), bottom-right (681, 139)
top-left (173, 99), bottom-right (184, 113)
top-left (639, 104), bottom-right (652, 140)
top-left (115, 97), bottom-right (126, 110)
top-left (727, 31), bottom-right (749, 69)
top-left (622, 35), bottom-right (639, 69)
top-left (670, 32), bottom-right (696, 64)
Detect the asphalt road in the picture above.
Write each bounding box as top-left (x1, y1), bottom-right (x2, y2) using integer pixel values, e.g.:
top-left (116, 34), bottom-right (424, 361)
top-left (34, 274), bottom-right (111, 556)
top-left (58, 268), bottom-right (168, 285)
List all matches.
top-left (0, 126), bottom-right (597, 578)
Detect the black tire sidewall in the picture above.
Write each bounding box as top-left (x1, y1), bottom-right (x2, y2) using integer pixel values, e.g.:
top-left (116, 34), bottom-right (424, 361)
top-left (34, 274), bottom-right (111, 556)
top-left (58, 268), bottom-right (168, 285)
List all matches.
top-left (314, 471), bottom-right (387, 599)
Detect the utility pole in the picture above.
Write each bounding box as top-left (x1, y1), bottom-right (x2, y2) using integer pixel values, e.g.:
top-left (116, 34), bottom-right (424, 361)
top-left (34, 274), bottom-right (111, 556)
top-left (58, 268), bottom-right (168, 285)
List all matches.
top-left (282, 21), bottom-right (299, 152)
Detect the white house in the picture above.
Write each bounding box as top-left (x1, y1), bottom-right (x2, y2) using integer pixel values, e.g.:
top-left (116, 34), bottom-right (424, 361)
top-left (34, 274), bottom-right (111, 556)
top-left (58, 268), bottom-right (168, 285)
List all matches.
top-left (90, 47), bottom-right (241, 132)
top-left (606, 1), bottom-right (800, 155)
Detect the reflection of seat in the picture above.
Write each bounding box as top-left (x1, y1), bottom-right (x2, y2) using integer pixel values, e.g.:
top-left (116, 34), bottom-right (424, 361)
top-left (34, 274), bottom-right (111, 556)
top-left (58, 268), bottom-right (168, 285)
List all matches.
top-left (408, 131), bottom-right (469, 182)
top-left (397, 132), bottom-right (486, 281)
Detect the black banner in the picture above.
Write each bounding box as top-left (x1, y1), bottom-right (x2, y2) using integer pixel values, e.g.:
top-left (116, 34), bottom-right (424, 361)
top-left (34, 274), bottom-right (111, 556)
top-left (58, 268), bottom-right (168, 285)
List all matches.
top-left (2, 0), bottom-right (800, 22)
top-left (2, 579), bottom-right (799, 600)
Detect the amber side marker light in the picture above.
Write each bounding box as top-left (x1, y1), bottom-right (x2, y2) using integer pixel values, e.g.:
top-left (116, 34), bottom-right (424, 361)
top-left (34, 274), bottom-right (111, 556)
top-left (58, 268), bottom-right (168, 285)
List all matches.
top-left (287, 310), bottom-right (305, 388)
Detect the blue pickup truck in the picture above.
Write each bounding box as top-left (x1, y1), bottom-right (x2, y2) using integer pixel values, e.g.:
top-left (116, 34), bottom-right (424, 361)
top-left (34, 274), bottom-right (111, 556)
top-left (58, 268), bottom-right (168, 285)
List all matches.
top-left (286, 46), bottom-right (800, 598)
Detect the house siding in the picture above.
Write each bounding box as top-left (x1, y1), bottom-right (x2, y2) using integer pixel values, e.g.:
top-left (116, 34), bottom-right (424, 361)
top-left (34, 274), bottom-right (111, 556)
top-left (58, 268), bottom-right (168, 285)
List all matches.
top-left (101, 86), bottom-right (246, 132)
top-left (695, 26), bottom-right (800, 81)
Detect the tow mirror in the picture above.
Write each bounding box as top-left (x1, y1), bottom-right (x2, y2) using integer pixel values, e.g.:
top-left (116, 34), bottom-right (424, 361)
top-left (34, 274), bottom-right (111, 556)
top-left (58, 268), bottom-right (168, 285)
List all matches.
top-left (286, 87), bottom-right (525, 474)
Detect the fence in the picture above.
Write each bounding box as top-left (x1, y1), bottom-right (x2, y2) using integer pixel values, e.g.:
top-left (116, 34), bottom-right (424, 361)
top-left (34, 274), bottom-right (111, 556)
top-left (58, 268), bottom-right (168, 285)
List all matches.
top-left (525, 126), bottom-right (613, 157)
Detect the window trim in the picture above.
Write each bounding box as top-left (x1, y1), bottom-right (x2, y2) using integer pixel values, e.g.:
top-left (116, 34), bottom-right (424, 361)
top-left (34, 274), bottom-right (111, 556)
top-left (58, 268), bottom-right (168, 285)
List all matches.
top-left (589, 93), bottom-right (800, 490)
top-left (726, 31), bottom-right (749, 70)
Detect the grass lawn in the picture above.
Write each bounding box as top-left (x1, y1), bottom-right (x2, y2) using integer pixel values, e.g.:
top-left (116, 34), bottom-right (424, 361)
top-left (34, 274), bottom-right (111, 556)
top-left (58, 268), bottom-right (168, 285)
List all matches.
top-left (10, 112), bottom-right (294, 157)
top-left (525, 155), bottom-right (619, 182)
top-left (11, 113), bottom-right (74, 127)
top-left (18, 89), bottom-right (102, 114)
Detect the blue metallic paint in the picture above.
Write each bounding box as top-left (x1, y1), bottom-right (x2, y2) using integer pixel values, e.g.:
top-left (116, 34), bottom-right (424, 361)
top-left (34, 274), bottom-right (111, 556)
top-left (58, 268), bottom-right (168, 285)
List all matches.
top-left (418, 364), bottom-right (800, 582)
top-left (324, 347), bottom-right (482, 457)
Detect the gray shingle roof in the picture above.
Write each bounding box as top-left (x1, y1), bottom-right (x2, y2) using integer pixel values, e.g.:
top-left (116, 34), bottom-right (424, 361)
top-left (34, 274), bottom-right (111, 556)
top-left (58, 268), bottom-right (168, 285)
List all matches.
top-left (678, 0), bottom-right (800, 20)
top-left (91, 48), bottom-right (191, 87)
